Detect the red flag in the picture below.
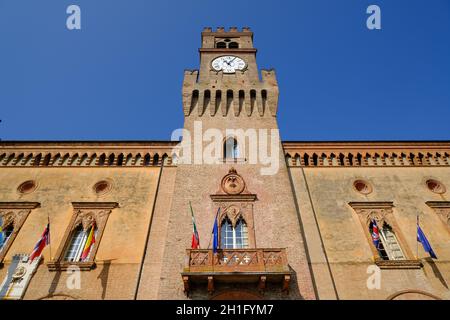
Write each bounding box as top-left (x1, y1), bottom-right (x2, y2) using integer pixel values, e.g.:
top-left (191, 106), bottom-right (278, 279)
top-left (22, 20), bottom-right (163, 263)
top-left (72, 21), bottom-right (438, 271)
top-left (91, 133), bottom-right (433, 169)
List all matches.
top-left (29, 224), bottom-right (50, 263)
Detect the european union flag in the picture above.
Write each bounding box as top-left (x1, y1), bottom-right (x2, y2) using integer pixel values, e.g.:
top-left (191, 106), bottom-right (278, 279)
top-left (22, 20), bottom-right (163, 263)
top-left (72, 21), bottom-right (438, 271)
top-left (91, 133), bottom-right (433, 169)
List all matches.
top-left (417, 225), bottom-right (437, 259)
top-left (212, 208), bottom-right (220, 253)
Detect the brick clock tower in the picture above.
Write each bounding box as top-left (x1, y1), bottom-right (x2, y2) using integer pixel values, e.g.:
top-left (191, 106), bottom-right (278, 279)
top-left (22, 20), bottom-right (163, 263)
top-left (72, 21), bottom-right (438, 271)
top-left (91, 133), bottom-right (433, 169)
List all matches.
top-left (150, 27), bottom-right (316, 300)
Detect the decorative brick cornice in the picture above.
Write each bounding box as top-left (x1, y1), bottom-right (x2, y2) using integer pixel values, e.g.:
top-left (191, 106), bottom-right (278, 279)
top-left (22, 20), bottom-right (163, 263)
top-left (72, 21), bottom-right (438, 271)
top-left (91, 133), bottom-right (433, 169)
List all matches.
top-left (0, 141), bottom-right (178, 168)
top-left (4, 140), bottom-right (448, 168)
top-left (284, 141), bottom-right (450, 167)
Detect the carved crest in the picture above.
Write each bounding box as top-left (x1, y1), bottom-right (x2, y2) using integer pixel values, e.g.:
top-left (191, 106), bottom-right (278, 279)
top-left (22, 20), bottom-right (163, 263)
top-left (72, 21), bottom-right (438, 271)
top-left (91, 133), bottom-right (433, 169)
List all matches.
top-left (221, 168), bottom-right (246, 195)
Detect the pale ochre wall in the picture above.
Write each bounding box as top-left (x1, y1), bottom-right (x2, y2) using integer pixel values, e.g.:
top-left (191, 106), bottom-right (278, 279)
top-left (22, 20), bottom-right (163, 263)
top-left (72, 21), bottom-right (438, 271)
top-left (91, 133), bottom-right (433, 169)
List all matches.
top-left (0, 167), bottom-right (161, 299)
top-left (289, 166), bottom-right (450, 300)
top-left (1, 162), bottom-right (449, 300)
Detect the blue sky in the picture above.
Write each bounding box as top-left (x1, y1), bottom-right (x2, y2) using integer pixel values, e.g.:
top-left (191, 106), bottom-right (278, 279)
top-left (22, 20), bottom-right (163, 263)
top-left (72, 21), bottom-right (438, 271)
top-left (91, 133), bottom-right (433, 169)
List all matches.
top-left (0, 0), bottom-right (449, 141)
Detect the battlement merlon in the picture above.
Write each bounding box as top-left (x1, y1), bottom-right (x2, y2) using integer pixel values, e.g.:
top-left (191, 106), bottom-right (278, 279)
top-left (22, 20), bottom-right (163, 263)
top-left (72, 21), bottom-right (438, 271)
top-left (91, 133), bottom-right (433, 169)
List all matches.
top-left (201, 26), bottom-right (254, 49)
top-left (202, 26), bottom-right (253, 36)
top-left (182, 70), bottom-right (199, 115)
top-left (182, 69), bottom-right (199, 87)
top-left (261, 69), bottom-right (278, 86)
top-left (261, 69), bottom-right (279, 116)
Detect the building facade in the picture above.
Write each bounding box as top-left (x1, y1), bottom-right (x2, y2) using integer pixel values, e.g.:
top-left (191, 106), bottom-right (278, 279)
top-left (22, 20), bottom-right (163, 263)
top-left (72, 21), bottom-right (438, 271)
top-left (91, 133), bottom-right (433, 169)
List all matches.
top-left (0, 27), bottom-right (449, 300)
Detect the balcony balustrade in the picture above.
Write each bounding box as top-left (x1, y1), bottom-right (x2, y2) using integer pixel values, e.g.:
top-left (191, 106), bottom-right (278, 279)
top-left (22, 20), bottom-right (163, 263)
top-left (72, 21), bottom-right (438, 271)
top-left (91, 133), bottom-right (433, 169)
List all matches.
top-left (181, 248), bottom-right (291, 295)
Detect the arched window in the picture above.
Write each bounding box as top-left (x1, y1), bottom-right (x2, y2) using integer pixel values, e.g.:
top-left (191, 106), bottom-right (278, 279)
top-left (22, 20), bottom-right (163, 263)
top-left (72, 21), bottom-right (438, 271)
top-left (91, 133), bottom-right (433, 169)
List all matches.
top-left (64, 223), bottom-right (98, 262)
top-left (228, 42), bottom-right (239, 49)
top-left (220, 217), bottom-right (248, 249)
top-left (224, 137), bottom-right (239, 159)
top-left (0, 224), bottom-right (14, 253)
top-left (216, 42), bottom-right (226, 48)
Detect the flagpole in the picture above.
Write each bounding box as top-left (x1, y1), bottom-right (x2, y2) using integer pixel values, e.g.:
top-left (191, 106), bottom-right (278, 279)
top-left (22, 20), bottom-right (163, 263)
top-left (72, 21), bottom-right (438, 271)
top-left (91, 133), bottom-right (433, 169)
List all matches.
top-left (416, 213), bottom-right (419, 260)
top-left (207, 207), bottom-right (220, 250)
top-left (48, 214), bottom-right (52, 262)
top-left (189, 201), bottom-right (200, 249)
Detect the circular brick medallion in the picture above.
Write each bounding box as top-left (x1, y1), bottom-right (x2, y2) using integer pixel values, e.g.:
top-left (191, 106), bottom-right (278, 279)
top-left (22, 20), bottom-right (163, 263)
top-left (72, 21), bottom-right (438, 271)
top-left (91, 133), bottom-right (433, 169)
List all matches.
top-left (17, 180), bottom-right (37, 194)
top-left (353, 179), bottom-right (372, 195)
top-left (93, 180), bottom-right (113, 196)
top-left (426, 179), bottom-right (446, 194)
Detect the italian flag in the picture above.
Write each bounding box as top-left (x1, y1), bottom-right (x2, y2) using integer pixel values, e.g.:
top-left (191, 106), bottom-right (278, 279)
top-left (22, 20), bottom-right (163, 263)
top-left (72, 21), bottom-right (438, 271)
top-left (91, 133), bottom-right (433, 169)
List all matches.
top-left (190, 202), bottom-right (200, 249)
top-left (81, 223), bottom-right (96, 261)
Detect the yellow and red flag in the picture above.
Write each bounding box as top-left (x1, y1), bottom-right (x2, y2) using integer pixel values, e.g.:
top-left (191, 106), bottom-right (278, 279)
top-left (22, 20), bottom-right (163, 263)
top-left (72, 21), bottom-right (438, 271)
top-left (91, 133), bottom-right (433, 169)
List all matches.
top-left (81, 223), bottom-right (96, 261)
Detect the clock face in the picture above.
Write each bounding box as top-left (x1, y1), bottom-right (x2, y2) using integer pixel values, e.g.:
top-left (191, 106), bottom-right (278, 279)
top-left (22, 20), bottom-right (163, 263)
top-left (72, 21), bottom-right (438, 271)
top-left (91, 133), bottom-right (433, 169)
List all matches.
top-left (211, 56), bottom-right (246, 74)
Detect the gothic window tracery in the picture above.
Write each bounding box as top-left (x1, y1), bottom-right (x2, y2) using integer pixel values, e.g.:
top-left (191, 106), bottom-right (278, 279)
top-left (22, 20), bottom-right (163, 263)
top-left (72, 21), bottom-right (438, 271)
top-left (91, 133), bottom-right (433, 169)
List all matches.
top-left (220, 216), bottom-right (249, 249)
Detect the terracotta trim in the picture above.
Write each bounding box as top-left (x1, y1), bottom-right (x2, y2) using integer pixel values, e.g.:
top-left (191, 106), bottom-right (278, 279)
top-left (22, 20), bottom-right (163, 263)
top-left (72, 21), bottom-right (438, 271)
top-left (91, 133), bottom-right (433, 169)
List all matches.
top-left (71, 202), bottom-right (119, 210)
top-left (210, 194), bottom-right (257, 202)
top-left (0, 202), bottom-right (40, 210)
top-left (426, 201), bottom-right (450, 208)
top-left (349, 202), bottom-right (394, 210)
top-left (375, 259), bottom-right (422, 269)
top-left (46, 261), bottom-right (96, 271)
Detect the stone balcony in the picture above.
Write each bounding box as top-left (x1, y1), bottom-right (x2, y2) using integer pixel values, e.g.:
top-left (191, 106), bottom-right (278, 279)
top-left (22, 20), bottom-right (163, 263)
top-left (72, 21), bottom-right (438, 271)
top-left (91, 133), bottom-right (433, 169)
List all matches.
top-left (181, 248), bottom-right (292, 295)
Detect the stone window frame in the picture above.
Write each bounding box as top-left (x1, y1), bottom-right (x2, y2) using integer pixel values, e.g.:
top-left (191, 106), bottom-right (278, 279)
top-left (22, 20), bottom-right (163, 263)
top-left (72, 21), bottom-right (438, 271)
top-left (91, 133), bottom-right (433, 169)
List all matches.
top-left (47, 202), bottom-right (118, 271)
top-left (349, 202), bottom-right (422, 269)
top-left (0, 202), bottom-right (40, 265)
top-left (426, 201), bottom-right (450, 231)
